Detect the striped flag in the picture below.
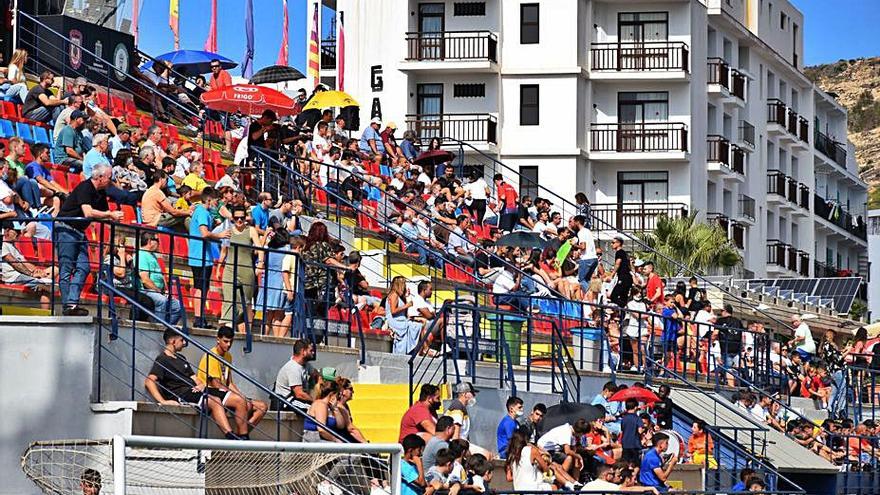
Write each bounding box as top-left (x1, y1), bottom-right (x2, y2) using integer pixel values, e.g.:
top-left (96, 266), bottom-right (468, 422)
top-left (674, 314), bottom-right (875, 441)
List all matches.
top-left (169, 0), bottom-right (180, 50)
top-left (242, 0), bottom-right (254, 78)
top-left (276, 0), bottom-right (289, 66)
top-left (204, 0), bottom-right (218, 53)
top-left (337, 11), bottom-right (345, 91)
top-left (307, 2), bottom-right (320, 83)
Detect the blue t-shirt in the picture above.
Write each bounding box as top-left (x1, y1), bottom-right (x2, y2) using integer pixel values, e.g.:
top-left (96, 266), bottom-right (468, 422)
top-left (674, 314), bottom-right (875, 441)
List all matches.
top-left (359, 125), bottom-right (386, 154)
top-left (82, 148), bottom-right (110, 178)
top-left (661, 307), bottom-right (680, 342)
top-left (251, 205), bottom-right (269, 230)
top-left (188, 204), bottom-right (213, 267)
top-left (620, 412), bottom-right (642, 449)
top-left (53, 125), bottom-right (83, 164)
top-left (25, 161), bottom-right (53, 181)
top-left (401, 460), bottom-right (419, 495)
top-left (731, 481), bottom-right (746, 492)
top-left (496, 415), bottom-right (518, 458)
top-left (639, 448), bottom-right (667, 491)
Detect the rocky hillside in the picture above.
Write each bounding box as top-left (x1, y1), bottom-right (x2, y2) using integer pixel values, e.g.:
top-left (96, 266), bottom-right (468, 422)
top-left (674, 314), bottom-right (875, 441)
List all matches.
top-left (804, 57), bottom-right (880, 206)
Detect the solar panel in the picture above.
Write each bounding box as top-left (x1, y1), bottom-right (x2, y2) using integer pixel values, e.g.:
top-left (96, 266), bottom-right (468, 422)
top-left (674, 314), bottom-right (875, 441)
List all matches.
top-left (733, 277), bottom-right (863, 314)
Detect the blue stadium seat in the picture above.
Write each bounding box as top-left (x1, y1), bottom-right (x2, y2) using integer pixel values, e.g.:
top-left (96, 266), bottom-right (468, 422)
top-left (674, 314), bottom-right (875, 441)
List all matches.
top-left (0, 119), bottom-right (13, 138)
top-left (15, 122), bottom-right (34, 143)
top-left (32, 125), bottom-right (50, 145)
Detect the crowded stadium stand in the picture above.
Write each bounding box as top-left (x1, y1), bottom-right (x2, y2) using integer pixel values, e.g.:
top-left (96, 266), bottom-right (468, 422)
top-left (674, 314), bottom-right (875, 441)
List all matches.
top-left (1, 7), bottom-right (878, 495)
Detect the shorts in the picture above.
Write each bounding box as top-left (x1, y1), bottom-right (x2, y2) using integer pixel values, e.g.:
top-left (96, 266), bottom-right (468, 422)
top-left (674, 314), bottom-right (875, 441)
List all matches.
top-left (191, 265), bottom-right (214, 292)
top-left (794, 348), bottom-right (812, 363)
top-left (549, 451), bottom-right (568, 465)
top-left (176, 387), bottom-right (228, 409)
top-left (621, 448), bottom-right (641, 465)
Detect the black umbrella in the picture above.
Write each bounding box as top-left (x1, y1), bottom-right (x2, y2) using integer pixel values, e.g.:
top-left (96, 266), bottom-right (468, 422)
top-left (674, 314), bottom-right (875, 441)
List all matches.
top-left (540, 402), bottom-right (605, 433)
top-left (496, 231), bottom-right (547, 250)
top-left (250, 65), bottom-right (306, 85)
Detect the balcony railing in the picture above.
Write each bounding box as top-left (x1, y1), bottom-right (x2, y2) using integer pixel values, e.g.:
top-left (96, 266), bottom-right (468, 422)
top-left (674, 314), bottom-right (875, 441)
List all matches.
top-left (738, 120), bottom-right (755, 147)
top-left (814, 130), bottom-right (847, 168)
top-left (767, 99), bottom-right (787, 126)
top-left (798, 116), bottom-right (809, 142)
top-left (591, 202), bottom-right (688, 232)
top-left (707, 58), bottom-right (730, 89)
top-left (590, 122), bottom-right (688, 152)
top-left (405, 113), bottom-right (497, 144)
top-left (766, 170), bottom-right (788, 197)
top-left (813, 193), bottom-right (868, 240)
top-left (738, 194), bottom-right (756, 221)
top-left (814, 260), bottom-right (838, 278)
top-left (798, 251), bottom-right (811, 277)
top-left (320, 38), bottom-right (336, 69)
top-left (731, 221), bottom-right (745, 249)
top-left (767, 240), bottom-right (791, 269)
top-left (731, 144), bottom-right (745, 175)
top-left (590, 41), bottom-right (689, 72)
top-left (731, 70), bottom-right (746, 100)
top-left (786, 108), bottom-right (798, 135)
top-left (786, 178), bottom-right (798, 204)
top-left (708, 212), bottom-right (730, 232)
top-left (707, 135), bottom-right (730, 165)
top-left (798, 183), bottom-right (810, 210)
top-left (405, 31), bottom-right (498, 62)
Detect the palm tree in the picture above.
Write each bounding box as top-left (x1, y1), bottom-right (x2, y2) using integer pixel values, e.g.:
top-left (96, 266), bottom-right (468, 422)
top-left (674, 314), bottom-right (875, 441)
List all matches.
top-left (635, 213), bottom-right (742, 276)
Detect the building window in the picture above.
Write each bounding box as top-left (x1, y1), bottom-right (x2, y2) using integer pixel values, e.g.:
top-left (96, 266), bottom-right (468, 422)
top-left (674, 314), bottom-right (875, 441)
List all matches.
top-left (453, 83), bottom-right (486, 98)
top-left (520, 4), bottom-right (539, 44)
top-left (454, 2), bottom-right (485, 16)
top-left (780, 12), bottom-right (787, 29)
top-left (520, 84), bottom-right (539, 125)
top-left (618, 12), bottom-right (668, 42)
top-left (519, 166), bottom-right (538, 198)
top-left (618, 172), bottom-right (669, 204)
top-left (618, 92), bottom-right (669, 123)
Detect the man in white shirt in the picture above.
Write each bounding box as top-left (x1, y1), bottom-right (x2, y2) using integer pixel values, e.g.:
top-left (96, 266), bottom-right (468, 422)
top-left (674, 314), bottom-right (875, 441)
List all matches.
top-left (572, 215), bottom-right (598, 294)
top-left (445, 215), bottom-right (476, 267)
top-left (310, 122), bottom-right (331, 162)
top-left (174, 144), bottom-right (198, 180)
top-left (536, 420), bottom-right (588, 480)
top-left (789, 314), bottom-right (816, 362)
top-left (532, 210), bottom-right (557, 240)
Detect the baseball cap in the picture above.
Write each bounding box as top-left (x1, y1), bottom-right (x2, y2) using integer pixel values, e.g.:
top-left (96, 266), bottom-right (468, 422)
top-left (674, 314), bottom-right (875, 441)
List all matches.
top-left (117, 124), bottom-right (133, 134)
top-left (386, 121), bottom-right (397, 129)
top-left (370, 117), bottom-right (382, 125)
top-left (70, 110), bottom-right (86, 121)
top-left (453, 382), bottom-right (479, 395)
top-left (74, 77), bottom-right (87, 86)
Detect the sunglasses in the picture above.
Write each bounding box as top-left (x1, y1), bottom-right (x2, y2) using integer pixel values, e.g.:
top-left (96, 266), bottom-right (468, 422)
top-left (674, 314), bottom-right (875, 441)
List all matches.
top-left (234, 217), bottom-right (247, 221)
top-left (211, 65), bottom-right (221, 69)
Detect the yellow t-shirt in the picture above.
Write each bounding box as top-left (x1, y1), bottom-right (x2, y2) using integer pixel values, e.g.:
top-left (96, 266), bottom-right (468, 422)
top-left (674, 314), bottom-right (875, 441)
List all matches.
top-left (197, 346), bottom-right (232, 386)
top-left (182, 173), bottom-right (208, 192)
top-left (175, 197), bottom-right (190, 210)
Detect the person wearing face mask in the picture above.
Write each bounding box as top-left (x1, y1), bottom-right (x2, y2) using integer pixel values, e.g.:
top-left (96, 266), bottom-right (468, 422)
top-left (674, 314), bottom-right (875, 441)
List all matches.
top-left (447, 382), bottom-right (494, 459)
top-left (399, 383), bottom-right (442, 442)
top-left (496, 396), bottom-right (524, 458)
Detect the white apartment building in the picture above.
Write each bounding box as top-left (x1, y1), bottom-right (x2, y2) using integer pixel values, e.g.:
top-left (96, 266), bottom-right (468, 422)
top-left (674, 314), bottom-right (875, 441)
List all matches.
top-left (325, 0), bottom-right (867, 279)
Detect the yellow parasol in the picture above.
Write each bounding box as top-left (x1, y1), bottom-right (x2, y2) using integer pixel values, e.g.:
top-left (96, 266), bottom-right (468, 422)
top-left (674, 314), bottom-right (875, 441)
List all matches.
top-left (302, 90), bottom-right (360, 111)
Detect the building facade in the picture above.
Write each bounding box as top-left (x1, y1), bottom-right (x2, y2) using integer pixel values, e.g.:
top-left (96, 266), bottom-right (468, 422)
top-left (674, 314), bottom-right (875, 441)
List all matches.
top-left (328, 0), bottom-right (868, 279)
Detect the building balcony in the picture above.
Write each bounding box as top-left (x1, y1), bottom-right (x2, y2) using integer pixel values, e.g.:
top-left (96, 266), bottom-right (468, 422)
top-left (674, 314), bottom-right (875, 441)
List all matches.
top-left (589, 122), bottom-right (688, 160)
top-left (814, 130), bottom-right (847, 169)
top-left (320, 38), bottom-right (336, 70)
top-left (592, 202), bottom-right (688, 233)
top-left (731, 221), bottom-right (746, 250)
top-left (813, 193), bottom-right (868, 242)
top-left (707, 58), bottom-right (746, 105)
top-left (814, 260), bottom-right (859, 278)
top-left (706, 135), bottom-right (745, 181)
top-left (405, 113), bottom-right (497, 146)
top-left (737, 120), bottom-right (755, 151)
top-left (401, 31), bottom-right (498, 72)
top-left (737, 194), bottom-right (756, 224)
top-left (766, 170), bottom-right (802, 211)
top-left (767, 99), bottom-right (808, 146)
top-left (590, 41), bottom-right (689, 80)
top-left (766, 240), bottom-right (802, 274)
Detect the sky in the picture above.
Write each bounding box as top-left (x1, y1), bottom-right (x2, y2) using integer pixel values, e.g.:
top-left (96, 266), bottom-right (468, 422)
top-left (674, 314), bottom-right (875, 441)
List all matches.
top-left (131, 0), bottom-right (878, 75)
top-left (133, 0), bottom-right (316, 78)
top-left (793, 0), bottom-right (880, 66)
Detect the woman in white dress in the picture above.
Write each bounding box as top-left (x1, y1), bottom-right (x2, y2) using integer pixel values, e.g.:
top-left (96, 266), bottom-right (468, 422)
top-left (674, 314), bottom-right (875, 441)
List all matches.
top-left (504, 431), bottom-right (578, 491)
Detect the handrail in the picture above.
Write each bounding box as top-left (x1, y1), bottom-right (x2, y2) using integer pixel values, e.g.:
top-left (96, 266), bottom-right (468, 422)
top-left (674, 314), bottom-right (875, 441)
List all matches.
top-left (432, 136), bottom-right (797, 334)
top-left (97, 278), bottom-right (350, 442)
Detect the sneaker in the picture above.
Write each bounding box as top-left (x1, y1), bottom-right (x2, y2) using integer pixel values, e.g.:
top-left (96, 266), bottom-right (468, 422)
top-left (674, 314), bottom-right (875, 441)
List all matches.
top-left (63, 306), bottom-right (89, 316)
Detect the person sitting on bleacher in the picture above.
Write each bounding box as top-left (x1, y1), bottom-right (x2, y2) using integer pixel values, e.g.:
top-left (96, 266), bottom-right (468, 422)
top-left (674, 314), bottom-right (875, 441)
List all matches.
top-left (182, 160), bottom-right (209, 197)
top-left (5, 137), bottom-right (42, 213)
top-left (111, 149), bottom-right (148, 193)
top-left (141, 170), bottom-right (191, 231)
top-left (0, 224), bottom-right (52, 309)
top-left (144, 125), bottom-right (168, 166)
top-left (53, 109), bottom-right (86, 172)
top-left (109, 124), bottom-right (133, 159)
top-left (445, 215), bottom-right (477, 268)
top-left (145, 328), bottom-right (242, 440)
top-left (55, 163), bottom-right (124, 316)
top-left (3, 49), bottom-right (29, 104)
top-left (173, 143), bottom-right (197, 181)
top-left (136, 230), bottom-right (184, 324)
top-left (52, 94), bottom-right (83, 141)
top-left (81, 86), bottom-right (117, 136)
top-left (22, 70), bottom-right (69, 124)
top-left (25, 143), bottom-right (67, 210)
top-left (214, 165), bottom-right (241, 192)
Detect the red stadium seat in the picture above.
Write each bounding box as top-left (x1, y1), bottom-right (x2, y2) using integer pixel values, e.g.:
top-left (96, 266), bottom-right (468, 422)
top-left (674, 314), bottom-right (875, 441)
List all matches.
top-left (67, 173), bottom-right (82, 190)
top-left (51, 170), bottom-right (68, 190)
top-left (120, 205), bottom-right (137, 223)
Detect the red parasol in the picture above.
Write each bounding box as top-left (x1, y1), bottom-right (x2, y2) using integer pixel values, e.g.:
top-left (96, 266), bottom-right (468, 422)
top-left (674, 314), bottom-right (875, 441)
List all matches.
top-left (608, 386), bottom-right (661, 404)
top-left (413, 149), bottom-right (456, 166)
top-left (200, 84), bottom-right (296, 116)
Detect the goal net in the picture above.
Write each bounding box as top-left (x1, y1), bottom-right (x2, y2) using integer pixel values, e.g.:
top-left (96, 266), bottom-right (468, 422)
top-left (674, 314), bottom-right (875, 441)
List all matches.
top-left (21, 435), bottom-right (402, 495)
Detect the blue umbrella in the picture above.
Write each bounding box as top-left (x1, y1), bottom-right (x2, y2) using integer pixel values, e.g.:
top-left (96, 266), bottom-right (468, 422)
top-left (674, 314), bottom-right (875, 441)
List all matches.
top-left (139, 50), bottom-right (237, 76)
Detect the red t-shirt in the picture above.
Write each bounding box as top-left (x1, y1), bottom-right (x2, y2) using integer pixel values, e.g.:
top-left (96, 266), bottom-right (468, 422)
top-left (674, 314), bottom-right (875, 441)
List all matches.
top-left (498, 182), bottom-right (518, 210)
top-left (398, 402), bottom-right (435, 442)
top-left (646, 274), bottom-right (664, 305)
top-left (209, 70), bottom-right (233, 91)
